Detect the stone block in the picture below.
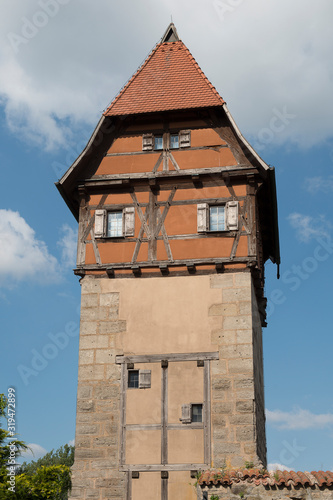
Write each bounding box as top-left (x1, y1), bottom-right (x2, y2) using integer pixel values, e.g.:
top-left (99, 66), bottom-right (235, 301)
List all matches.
top-left (236, 400), bottom-right (254, 413)
top-left (210, 274), bottom-right (234, 288)
top-left (77, 385), bottom-right (93, 398)
top-left (80, 321), bottom-right (98, 335)
top-left (211, 414), bottom-right (227, 426)
top-left (77, 399), bottom-right (94, 412)
top-left (94, 385), bottom-right (119, 400)
top-left (98, 320), bottom-right (126, 334)
top-left (212, 402), bottom-right (233, 414)
top-left (236, 425), bottom-right (255, 442)
top-left (223, 315), bottom-right (252, 330)
top-left (235, 388), bottom-right (255, 399)
top-left (81, 293), bottom-right (99, 308)
top-left (233, 377), bottom-right (254, 389)
top-left (78, 364), bottom-right (105, 381)
top-left (234, 273), bottom-right (251, 286)
top-left (100, 293), bottom-right (119, 307)
top-left (220, 344), bottom-right (253, 360)
top-left (209, 303), bottom-right (238, 316)
top-left (213, 442), bottom-right (241, 455)
top-left (211, 360), bottom-right (227, 376)
top-left (212, 378), bottom-right (232, 392)
top-left (95, 350), bottom-right (114, 364)
top-left (76, 424), bottom-right (99, 435)
top-left (86, 489), bottom-right (99, 498)
top-left (81, 278), bottom-right (101, 294)
top-left (79, 349), bottom-right (94, 365)
top-left (75, 448), bottom-right (105, 459)
top-left (229, 414), bottom-right (254, 425)
top-left (211, 329), bottom-right (236, 345)
top-left (76, 436), bottom-right (91, 448)
top-left (228, 359), bottom-right (253, 375)
top-left (222, 288), bottom-right (250, 303)
top-left (236, 329), bottom-right (253, 343)
top-left (239, 301), bottom-right (252, 315)
top-left (94, 437), bottom-right (117, 447)
top-left (80, 335), bottom-right (109, 349)
top-left (81, 307), bottom-right (109, 321)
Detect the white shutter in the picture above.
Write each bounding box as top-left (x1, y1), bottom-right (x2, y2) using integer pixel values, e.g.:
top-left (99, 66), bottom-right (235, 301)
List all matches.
top-left (94, 209), bottom-right (106, 238)
top-left (179, 129), bottom-right (191, 148)
top-left (197, 203), bottom-right (208, 232)
top-left (123, 207), bottom-right (135, 237)
top-left (181, 404), bottom-right (192, 424)
top-left (139, 370), bottom-right (151, 389)
top-left (142, 133), bottom-right (154, 151)
top-left (226, 201), bottom-right (239, 231)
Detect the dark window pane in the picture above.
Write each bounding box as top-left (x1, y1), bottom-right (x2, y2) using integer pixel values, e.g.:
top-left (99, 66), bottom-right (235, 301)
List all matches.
top-left (170, 134), bottom-right (179, 149)
top-left (128, 370), bottom-right (139, 388)
top-left (154, 136), bottom-right (163, 150)
top-left (192, 404), bottom-right (203, 422)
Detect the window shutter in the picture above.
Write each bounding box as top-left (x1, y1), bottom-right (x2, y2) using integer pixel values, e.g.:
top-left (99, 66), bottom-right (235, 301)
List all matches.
top-left (123, 207), bottom-right (135, 237)
top-left (139, 370), bottom-right (151, 389)
top-left (94, 209), bottom-right (106, 238)
top-left (142, 133), bottom-right (154, 151)
top-left (226, 201), bottom-right (239, 230)
top-left (181, 404), bottom-right (192, 424)
top-left (179, 129), bottom-right (191, 148)
top-left (197, 203), bottom-right (208, 232)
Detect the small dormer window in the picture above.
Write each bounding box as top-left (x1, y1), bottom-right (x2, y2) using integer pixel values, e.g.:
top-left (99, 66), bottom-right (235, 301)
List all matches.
top-left (142, 131), bottom-right (190, 151)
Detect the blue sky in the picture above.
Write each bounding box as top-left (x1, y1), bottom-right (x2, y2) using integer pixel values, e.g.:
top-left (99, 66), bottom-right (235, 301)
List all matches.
top-left (1, 0), bottom-right (332, 471)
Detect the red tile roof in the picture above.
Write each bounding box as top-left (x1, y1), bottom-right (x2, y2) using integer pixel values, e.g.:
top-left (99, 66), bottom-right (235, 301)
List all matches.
top-left (104, 41), bottom-right (224, 116)
top-left (199, 469), bottom-right (333, 488)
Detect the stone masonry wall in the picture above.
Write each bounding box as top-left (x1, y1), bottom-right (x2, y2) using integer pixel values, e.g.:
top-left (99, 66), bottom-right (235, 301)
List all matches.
top-left (209, 271), bottom-right (265, 468)
top-left (69, 277), bottom-right (127, 500)
top-left (199, 482), bottom-right (333, 500)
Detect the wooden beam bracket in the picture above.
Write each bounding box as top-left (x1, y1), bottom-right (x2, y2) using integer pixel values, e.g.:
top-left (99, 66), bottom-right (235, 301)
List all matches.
top-left (132, 471), bottom-right (140, 479)
top-left (161, 471), bottom-right (169, 479)
top-left (131, 265), bottom-right (142, 277)
top-left (187, 264), bottom-right (196, 274)
top-left (215, 262), bottom-right (225, 274)
top-left (159, 265), bottom-right (169, 276)
top-left (106, 268), bottom-right (115, 278)
top-left (74, 269), bottom-right (86, 277)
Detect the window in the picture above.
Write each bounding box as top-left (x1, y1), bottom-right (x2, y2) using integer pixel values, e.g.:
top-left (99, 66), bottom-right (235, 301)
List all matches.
top-left (154, 135), bottom-right (163, 150)
top-left (128, 369), bottom-right (151, 389)
top-left (191, 404), bottom-right (203, 423)
top-left (181, 403), bottom-right (203, 424)
top-left (128, 370), bottom-right (139, 388)
top-left (94, 207), bottom-right (135, 238)
top-left (170, 134), bottom-right (179, 149)
top-left (197, 201), bottom-right (239, 233)
top-left (142, 130), bottom-right (191, 151)
top-left (107, 211), bottom-right (123, 237)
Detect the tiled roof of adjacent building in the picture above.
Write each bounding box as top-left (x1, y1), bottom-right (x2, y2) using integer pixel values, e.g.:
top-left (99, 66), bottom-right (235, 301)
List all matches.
top-left (199, 469), bottom-right (333, 487)
top-left (104, 40), bottom-right (224, 116)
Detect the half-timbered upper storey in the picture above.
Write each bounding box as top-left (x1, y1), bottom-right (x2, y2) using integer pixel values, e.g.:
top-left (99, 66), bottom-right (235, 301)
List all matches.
top-left (57, 23), bottom-right (280, 314)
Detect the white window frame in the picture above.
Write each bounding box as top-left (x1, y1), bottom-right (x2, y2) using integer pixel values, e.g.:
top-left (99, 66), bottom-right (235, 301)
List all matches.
top-left (94, 207), bottom-right (135, 238)
top-left (142, 130), bottom-right (191, 151)
top-left (197, 201), bottom-right (239, 233)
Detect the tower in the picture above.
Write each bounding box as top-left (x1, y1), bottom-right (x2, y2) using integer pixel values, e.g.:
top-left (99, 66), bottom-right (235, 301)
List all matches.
top-left (57, 23), bottom-right (280, 500)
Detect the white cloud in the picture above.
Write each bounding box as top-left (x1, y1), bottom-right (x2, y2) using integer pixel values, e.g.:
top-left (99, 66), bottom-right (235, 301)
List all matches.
top-left (68, 439), bottom-right (75, 446)
top-left (57, 224), bottom-right (77, 268)
top-left (304, 176), bottom-right (333, 194)
top-left (266, 408), bottom-right (333, 430)
top-left (287, 212), bottom-right (332, 242)
top-left (267, 463), bottom-right (292, 472)
top-left (20, 443), bottom-right (47, 461)
top-left (0, 0), bottom-right (332, 150)
top-left (0, 209), bottom-right (60, 287)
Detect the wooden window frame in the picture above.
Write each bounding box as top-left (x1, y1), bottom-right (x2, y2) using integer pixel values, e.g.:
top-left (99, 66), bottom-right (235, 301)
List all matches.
top-left (94, 207), bottom-right (135, 239)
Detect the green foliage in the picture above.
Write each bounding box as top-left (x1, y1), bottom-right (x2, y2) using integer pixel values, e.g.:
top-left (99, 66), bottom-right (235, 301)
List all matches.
top-left (210, 495), bottom-right (219, 500)
top-left (244, 460), bottom-right (254, 469)
top-left (0, 393), bottom-right (72, 499)
top-left (18, 444), bottom-right (74, 476)
top-left (0, 464), bottom-right (71, 499)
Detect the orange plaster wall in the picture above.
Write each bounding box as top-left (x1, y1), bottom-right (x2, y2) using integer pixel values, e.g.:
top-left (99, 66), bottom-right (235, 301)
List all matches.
top-left (164, 205), bottom-right (197, 236)
top-left (190, 128), bottom-right (226, 147)
top-left (172, 148), bottom-right (237, 169)
top-left (172, 185), bottom-right (231, 201)
top-left (107, 135), bottom-right (142, 154)
top-left (96, 153), bottom-right (160, 175)
top-left (170, 237), bottom-right (234, 261)
top-left (89, 193), bottom-right (134, 206)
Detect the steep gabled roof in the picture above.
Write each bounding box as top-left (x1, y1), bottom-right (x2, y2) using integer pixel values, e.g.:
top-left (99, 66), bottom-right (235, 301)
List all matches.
top-left (104, 24), bottom-right (224, 116)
